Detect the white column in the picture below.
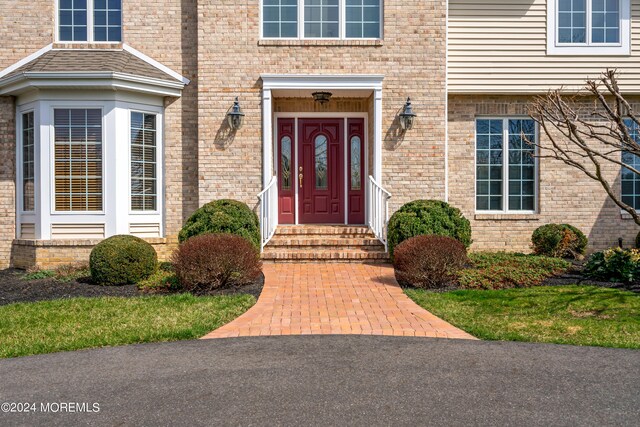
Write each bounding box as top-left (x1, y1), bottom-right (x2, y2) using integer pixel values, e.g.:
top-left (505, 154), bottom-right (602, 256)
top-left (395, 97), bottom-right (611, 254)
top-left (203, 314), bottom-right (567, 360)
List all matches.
top-left (38, 102), bottom-right (51, 240)
top-left (111, 103), bottom-right (129, 236)
top-left (373, 88), bottom-right (383, 182)
top-left (262, 88), bottom-right (273, 187)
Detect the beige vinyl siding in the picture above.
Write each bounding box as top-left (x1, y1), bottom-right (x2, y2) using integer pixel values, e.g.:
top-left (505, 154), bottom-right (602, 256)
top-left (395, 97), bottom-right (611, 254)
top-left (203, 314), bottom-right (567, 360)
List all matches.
top-left (51, 224), bottom-right (105, 239)
top-left (448, 0), bottom-right (640, 93)
top-left (20, 223), bottom-right (35, 239)
top-left (129, 223), bottom-right (161, 238)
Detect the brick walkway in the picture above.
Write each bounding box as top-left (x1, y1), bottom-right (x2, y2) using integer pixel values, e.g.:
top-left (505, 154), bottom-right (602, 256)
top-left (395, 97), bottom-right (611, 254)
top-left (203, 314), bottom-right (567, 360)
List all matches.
top-left (202, 263), bottom-right (476, 340)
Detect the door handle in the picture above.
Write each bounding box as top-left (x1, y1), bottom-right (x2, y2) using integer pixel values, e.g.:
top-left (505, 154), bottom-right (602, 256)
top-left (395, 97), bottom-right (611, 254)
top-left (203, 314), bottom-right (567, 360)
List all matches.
top-left (298, 166), bottom-right (303, 188)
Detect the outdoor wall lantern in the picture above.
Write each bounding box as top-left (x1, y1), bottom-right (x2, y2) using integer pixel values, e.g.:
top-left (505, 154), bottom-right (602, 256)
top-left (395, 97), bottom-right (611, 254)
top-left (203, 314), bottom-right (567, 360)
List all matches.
top-left (312, 91), bottom-right (332, 105)
top-left (227, 97), bottom-right (245, 130)
top-left (399, 97), bottom-right (417, 131)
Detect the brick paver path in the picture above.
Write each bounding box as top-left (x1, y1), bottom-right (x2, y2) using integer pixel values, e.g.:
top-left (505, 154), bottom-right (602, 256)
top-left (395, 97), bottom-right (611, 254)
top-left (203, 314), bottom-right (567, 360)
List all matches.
top-left (202, 263), bottom-right (476, 339)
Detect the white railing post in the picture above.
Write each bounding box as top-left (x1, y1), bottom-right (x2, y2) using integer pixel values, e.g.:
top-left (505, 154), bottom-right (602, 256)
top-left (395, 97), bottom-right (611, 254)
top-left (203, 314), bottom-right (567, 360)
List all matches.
top-left (368, 175), bottom-right (391, 252)
top-left (258, 176), bottom-right (278, 252)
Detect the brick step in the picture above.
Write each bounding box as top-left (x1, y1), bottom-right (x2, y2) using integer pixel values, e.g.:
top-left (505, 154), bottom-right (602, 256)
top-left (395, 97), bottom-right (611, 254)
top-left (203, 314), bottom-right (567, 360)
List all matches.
top-left (267, 237), bottom-right (383, 247)
top-left (275, 225), bottom-right (371, 236)
top-left (262, 249), bottom-right (390, 263)
top-left (264, 245), bottom-right (384, 253)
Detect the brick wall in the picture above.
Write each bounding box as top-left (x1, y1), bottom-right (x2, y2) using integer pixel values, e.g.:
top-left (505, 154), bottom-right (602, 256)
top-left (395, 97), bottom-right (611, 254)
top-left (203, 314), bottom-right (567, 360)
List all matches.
top-left (0, 97), bottom-right (15, 267)
top-left (448, 95), bottom-right (640, 252)
top-left (12, 238), bottom-right (177, 270)
top-left (196, 0), bottom-right (447, 214)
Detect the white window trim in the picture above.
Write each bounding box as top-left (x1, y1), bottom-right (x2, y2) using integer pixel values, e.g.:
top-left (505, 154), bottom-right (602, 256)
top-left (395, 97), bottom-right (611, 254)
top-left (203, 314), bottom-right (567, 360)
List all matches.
top-left (547, 0), bottom-right (631, 55)
top-left (50, 104), bottom-right (106, 215)
top-left (18, 108), bottom-right (36, 214)
top-left (128, 108), bottom-right (163, 216)
top-left (474, 117), bottom-right (539, 215)
top-left (259, 0), bottom-right (383, 41)
top-left (54, 0), bottom-right (122, 43)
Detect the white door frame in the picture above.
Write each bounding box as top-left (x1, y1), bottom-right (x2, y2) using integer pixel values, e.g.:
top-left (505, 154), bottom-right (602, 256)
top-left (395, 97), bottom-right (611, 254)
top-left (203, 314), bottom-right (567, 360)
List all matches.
top-left (261, 74), bottom-right (384, 226)
top-left (274, 113), bottom-right (368, 225)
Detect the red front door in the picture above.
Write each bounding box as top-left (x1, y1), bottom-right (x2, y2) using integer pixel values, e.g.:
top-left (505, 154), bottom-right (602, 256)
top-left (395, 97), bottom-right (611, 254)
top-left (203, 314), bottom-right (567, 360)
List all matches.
top-left (298, 119), bottom-right (344, 224)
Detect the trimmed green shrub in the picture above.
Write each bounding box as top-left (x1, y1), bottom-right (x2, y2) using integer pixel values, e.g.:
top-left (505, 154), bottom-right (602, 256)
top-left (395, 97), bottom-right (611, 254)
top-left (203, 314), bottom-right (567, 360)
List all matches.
top-left (457, 252), bottom-right (570, 290)
top-left (172, 233), bottom-right (262, 294)
top-left (394, 235), bottom-right (469, 289)
top-left (387, 200), bottom-right (472, 257)
top-left (178, 199), bottom-right (260, 250)
top-left (531, 224), bottom-right (587, 259)
top-left (90, 235), bottom-right (157, 285)
top-left (584, 247), bottom-right (640, 283)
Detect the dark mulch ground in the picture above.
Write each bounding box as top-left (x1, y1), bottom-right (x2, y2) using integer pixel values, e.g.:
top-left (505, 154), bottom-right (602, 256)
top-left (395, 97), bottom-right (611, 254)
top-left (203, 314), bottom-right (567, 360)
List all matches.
top-left (0, 269), bottom-right (264, 306)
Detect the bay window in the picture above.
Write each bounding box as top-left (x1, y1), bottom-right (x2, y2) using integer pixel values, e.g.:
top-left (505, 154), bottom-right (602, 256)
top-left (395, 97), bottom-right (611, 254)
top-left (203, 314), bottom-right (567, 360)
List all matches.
top-left (130, 112), bottom-right (158, 212)
top-left (262, 0), bottom-right (382, 39)
top-left (475, 118), bottom-right (537, 213)
top-left (21, 112), bottom-right (35, 212)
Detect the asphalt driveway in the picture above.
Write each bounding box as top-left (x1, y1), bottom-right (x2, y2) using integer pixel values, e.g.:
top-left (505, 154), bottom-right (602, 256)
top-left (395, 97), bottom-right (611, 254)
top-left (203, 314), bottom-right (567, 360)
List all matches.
top-left (0, 336), bottom-right (638, 426)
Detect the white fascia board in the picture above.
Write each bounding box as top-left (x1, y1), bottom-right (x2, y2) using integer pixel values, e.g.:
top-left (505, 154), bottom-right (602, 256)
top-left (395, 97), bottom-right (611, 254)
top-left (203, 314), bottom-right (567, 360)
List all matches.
top-left (0, 72), bottom-right (184, 97)
top-left (0, 44), bottom-right (53, 80)
top-left (122, 44), bottom-right (190, 85)
top-left (261, 74), bottom-right (384, 91)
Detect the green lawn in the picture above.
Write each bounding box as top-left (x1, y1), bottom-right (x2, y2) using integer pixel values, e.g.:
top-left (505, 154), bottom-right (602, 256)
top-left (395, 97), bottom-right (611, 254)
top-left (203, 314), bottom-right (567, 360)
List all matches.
top-left (0, 294), bottom-right (255, 358)
top-left (406, 286), bottom-right (640, 349)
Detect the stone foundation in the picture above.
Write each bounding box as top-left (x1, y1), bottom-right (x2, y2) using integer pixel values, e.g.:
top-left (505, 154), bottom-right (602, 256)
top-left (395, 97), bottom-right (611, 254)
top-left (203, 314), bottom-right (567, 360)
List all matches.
top-left (11, 236), bottom-right (179, 270)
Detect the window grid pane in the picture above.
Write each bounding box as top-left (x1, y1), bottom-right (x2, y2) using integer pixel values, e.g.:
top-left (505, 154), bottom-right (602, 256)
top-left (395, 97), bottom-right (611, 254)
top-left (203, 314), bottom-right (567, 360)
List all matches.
top-left (59, 0), bottom-right (88, 42)
top-left (476, 119), bottom-right (504, 211)
top-left (558, 0), bottom-right (586, 43)
top-left (54, 109), bottom-right (103, 211)
top-left (622, 119), bottom-right (640, 210)
top-left (131, 112), bottom-right (157, 211)
top-left (22, 112), bottom-right (35, 212)
top-left (508, 119), bottom-right (536, 211)
top-left (94, 0), bottom-right (122, 42)
top-left (345, 0), bottom-right (380, 38)
top-left (305, 0), bottom-right (340, 38)
top-left (263, 0), bottom-right (298, 38)
top-left (592, 0), bottom-right (620, 43)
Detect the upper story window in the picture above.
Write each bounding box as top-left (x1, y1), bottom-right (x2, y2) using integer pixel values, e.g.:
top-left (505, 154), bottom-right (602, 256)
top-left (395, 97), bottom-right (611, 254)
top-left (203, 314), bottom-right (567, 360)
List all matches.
top-left (58, 0), bottom-right (122, 42)
top-left (547, 0), bottom-right (630, 55)
top-left (262, 0), bottom-right (382, 40)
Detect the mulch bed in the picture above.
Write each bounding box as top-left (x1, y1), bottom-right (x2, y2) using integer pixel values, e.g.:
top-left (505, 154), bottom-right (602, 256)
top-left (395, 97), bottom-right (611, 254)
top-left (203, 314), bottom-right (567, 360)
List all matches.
top-left (0, 269), bottom-right (264, 306)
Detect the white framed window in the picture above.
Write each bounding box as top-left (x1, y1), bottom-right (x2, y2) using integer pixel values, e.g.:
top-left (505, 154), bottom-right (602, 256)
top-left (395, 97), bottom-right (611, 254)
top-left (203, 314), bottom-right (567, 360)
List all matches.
top-left (261, 0), bottom-right (382, 40)
top-left (547, 0), bottom-right (630, 55)
top-left (130, 111), bottom-right (158, 212)
top-left (475, 118), bottom-right (538, 213)
top-left (621, 119), bottom-right (640, 209)
top-left (53, 108), bottom-right (103, 212)
top-left (21, 111), bottom-right (36, 212)
top-left (57, 0), bottom-right (122, 42)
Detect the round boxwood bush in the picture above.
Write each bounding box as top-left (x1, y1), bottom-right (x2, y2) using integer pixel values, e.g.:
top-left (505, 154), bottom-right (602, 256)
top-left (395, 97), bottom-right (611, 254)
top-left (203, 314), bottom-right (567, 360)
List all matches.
top-left (531, 224), bottom-right (587, 259)
top-left (178, 199), bottom-right (260, 250)
top-left (90, 235), bottom-right (157, 285)
top-left (394, 235), bottom-right (469, 289)
top-left (387, 200), bottom-right (472, 257)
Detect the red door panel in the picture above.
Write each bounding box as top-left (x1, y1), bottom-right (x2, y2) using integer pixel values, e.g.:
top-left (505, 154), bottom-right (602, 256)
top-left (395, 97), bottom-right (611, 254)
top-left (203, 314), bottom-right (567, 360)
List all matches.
top-left (277, 118), bottom-right (295, 224)
top-left (347, 118), bottom-right (365, 224)
top-left (298, 119), bottom-right (344, 224)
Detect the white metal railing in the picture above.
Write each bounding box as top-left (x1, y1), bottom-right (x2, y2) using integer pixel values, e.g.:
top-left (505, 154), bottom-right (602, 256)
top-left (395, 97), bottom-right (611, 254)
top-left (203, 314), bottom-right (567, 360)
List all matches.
top-left (368, 175), bottom-right (392, 252)
top-left (257, 176), bottom-right (278, 252)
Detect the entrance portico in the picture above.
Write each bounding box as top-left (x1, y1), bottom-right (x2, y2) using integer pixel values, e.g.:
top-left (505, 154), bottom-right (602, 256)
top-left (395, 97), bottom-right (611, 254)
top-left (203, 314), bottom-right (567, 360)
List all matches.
top-left (261, 75), bottom-right (384, 229)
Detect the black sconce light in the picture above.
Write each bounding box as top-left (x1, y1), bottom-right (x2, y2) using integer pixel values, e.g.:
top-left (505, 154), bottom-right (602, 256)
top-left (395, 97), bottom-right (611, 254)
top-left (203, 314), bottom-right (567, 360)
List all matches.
top-left (312, 91), bottom-right (332, 105)
top-left (399, 97), bottom-right (417, 131)
top-left (227, 97), bottom-right (245, 130)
